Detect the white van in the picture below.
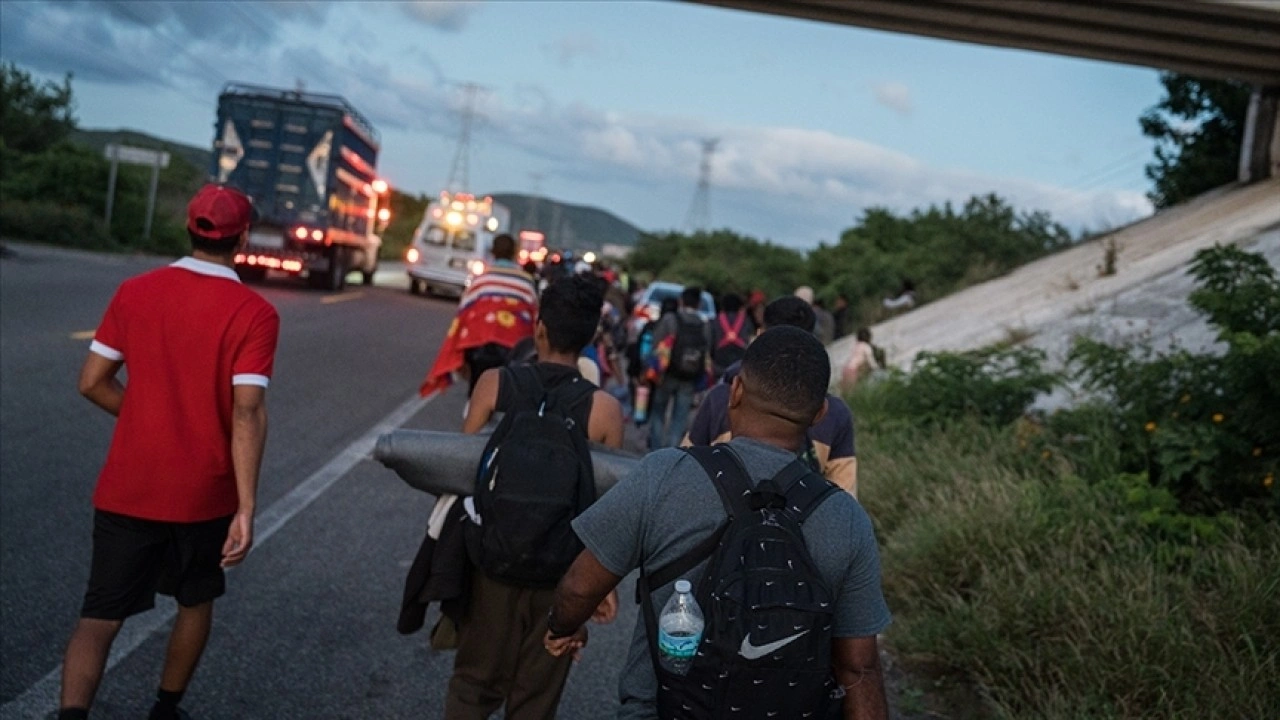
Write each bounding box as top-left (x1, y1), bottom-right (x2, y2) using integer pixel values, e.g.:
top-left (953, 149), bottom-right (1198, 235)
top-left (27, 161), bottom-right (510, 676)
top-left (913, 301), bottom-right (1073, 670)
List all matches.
top-left (405, 192), bottom-right (510, 297)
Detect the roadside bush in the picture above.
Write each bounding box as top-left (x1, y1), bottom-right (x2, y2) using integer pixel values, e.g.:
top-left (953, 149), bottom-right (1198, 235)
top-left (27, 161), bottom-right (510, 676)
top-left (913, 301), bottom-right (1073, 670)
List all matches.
top-left (0, 199), bottom-right (113, 249)
top-left (847, 246), bottom-right (1279, 716)
top-left (1066, 245), bottom-right (1279, 514)
top-left (851, 409), bottom-right (1280, 719)
top-left (872, 346), bottom-right (1058, 427)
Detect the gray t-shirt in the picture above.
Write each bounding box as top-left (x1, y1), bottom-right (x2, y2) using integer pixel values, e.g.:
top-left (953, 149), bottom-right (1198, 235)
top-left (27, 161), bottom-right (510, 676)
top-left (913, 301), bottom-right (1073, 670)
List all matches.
top-left (573, 437), bottom-right (892, 720)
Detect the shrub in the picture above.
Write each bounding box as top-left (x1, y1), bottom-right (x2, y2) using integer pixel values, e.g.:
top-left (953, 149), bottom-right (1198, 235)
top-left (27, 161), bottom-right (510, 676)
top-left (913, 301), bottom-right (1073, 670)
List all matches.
top-left (0, 199), bottom-right (113, 249)
top-left (1066, 245), bottom-right (1279, 514)
top-left (872, 346), bottom-right (1058, 427)
top-left (850, 409), bottom-right (1280, 719)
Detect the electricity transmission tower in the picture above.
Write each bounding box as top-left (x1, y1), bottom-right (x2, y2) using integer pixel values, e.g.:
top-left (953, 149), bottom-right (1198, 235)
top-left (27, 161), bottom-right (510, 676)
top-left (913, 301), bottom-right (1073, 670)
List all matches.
top-left (446, 83), bottom-right (484, 192)
top-left (684, 138), bottom-right (719, 231)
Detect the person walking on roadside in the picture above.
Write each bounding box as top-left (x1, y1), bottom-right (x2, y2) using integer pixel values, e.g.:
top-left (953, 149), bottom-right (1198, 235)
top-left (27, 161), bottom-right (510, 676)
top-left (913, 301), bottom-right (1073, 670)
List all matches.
top-left (841, 327), bottom-right (882, 391)
top-left (445, 273), bottom-right (625, 719)
top-left (57, 184), bottom-right (280, 720)
top-left (795, 285), bottom-right (835, 345)
top-left (832, 293), bottom-right (851, 340)
top-left (545, 327), bottom-right (891, 720)
top-left (709, 292), bottom-right (755, 380)
top-left (419, 233), bottom-right (539, 397)
top-left (683, 296), bottom-right (860, 496)
top-left (647, 286), bottom-right (712, 449)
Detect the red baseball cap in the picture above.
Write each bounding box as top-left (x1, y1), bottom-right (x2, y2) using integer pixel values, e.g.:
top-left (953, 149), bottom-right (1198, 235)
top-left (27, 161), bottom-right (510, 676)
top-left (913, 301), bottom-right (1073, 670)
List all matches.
top-left (187, 184), bottom-right (254, 239)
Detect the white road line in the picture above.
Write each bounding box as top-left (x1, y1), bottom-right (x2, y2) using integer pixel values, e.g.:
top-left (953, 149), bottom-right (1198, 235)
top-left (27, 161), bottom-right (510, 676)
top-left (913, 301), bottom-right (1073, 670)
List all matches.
top-left (0, 392), bottom-right (436, 719)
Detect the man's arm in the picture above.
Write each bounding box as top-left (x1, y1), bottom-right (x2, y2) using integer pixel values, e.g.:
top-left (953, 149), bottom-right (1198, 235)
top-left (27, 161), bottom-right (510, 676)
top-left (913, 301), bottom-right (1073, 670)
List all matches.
top-left (78, 352), bottom-right (125, 416)
top-left (223, 384), bottom-right (267, 567)
top-left (544, 548), bottom-right (624, 657)
top-left (462, 368), bottom-right (502, 434)
top-left (833, 636), bottom-right (888, 720)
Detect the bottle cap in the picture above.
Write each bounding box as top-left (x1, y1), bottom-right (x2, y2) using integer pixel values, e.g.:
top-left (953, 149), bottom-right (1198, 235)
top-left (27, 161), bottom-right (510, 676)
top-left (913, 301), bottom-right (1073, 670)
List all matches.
top-left (675, 580), bottom-right (691, 593)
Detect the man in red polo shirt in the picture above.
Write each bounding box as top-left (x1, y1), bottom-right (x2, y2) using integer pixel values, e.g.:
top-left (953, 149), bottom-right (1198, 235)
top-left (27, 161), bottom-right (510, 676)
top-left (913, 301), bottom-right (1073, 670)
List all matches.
top-left (57, 184), bottom-right (280, 720)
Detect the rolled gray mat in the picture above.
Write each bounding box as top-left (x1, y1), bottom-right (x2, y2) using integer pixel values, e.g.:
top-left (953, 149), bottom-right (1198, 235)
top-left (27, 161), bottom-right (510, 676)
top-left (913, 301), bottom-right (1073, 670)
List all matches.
top-left (372, 429), bottom-right (642, 497)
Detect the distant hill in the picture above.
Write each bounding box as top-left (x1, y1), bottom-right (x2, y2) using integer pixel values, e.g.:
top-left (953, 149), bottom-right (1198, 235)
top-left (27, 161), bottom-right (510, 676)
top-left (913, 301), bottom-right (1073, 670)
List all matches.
top-left (72, 129), bottom-right (212, 174)
top-left (491, 193), bottom-right (641, 249)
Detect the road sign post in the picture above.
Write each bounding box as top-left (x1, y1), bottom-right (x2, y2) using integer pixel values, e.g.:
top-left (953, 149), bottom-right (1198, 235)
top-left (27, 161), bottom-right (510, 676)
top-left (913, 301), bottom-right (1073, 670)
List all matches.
top-left (104, 144), bottom-right (171, 242)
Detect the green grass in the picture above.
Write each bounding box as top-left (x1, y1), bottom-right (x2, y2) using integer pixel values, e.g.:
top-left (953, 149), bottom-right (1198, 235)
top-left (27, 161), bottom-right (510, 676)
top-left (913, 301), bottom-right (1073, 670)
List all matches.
top-left (851, 383), bottom-right (1280, 719)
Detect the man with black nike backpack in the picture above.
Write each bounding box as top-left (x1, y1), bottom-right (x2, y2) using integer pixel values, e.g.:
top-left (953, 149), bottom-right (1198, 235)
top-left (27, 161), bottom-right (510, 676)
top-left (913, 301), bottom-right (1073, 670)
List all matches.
top-left (545, 326), bottom-right (891, 720)
top-left (446, 274), bottom-right (626, 720)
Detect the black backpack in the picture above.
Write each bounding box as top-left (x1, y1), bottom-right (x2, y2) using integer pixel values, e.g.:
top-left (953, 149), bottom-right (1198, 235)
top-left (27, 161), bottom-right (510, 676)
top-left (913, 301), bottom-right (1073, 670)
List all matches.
top-left (468, 365), bottom-right (597, 588)
top-left (638, 445), bottom-right (843, 720)
top-left (668, 313), bottom-right (709, 380)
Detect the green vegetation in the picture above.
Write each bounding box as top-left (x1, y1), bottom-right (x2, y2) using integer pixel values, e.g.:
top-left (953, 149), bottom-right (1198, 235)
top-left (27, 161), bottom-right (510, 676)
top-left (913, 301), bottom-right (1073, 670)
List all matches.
top-left (1140, 73), bottom-right (1250, 209)
top-left (630, 195), bottom-right (1073, 326)
top-left (854, 245), bottom-right (1279, 718)
top-left (628, 229), bottom-right (807, 297)
top-left (1, 63), bottom-right (203, 254)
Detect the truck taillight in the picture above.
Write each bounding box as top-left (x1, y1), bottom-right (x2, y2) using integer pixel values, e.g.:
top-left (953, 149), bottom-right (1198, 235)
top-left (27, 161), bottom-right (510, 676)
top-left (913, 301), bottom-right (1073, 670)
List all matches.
top-left (377, 208), bottom-right (391, 222)
top-left (294, 227), bottom-right (308, 240)
top-left (310, 229), bottom-right (324, 241)
top-left (406, 248), bottom-right (420, 263)
top-left (469, 260), bottom-right (486, 275)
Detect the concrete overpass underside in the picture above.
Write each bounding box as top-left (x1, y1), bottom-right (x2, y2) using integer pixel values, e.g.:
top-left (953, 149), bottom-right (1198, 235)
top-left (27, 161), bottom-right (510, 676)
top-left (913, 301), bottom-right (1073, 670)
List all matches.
top-left (692, 0), bottom-right (1280, 85)
top-left (691, 0), bottom-right (1280, 178)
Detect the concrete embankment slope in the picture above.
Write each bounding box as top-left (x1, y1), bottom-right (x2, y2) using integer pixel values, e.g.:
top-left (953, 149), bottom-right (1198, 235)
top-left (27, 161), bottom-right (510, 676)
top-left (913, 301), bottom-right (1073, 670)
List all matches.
top-left (829, 178), bottom-right (1280, 384)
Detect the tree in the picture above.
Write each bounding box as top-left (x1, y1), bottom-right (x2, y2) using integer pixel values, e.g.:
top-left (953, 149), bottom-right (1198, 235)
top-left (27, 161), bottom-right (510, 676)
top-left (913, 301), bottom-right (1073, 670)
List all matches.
top-left (1140, 73), bottom-right (1250, 209)
top-left (0, 63), bottom-right (77, 154)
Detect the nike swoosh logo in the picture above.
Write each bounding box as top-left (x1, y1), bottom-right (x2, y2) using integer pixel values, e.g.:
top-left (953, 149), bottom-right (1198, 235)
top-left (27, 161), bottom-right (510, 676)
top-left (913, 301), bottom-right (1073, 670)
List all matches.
top-left (739, 629), bottom-right (809, 660)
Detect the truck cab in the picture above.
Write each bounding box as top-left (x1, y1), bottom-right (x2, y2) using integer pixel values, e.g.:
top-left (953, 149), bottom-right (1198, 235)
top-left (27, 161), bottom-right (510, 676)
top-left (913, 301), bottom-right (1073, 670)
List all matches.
top-left (405, 192), bottom-right (510, 297)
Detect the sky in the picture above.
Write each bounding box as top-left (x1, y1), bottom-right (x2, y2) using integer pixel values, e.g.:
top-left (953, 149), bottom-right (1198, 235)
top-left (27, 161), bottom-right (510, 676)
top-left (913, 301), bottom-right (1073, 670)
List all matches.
top-left (0, 1), bottom-right (1164, 248)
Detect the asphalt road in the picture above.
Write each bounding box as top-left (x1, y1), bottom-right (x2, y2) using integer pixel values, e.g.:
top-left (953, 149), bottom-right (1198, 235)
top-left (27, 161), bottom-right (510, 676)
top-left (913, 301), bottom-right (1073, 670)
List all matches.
top-left (0, 244), bottom-right (637, 719)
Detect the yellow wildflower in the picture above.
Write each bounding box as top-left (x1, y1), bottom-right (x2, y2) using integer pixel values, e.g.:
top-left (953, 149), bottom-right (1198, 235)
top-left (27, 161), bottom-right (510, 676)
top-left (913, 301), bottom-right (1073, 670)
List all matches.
top-left (1212, 413), bottom-right (1225, 424)
top-left (1265, 474), bottom-right (1275, 489)
top-left (1253, 447), bottom-right (1263, 457)
top-left (1144, 421), bottom-right (1157, 433)
top-left (1041, 449), bottom-right (1051, 460)
top-left (1180, 394), bottom-right (1191, 404)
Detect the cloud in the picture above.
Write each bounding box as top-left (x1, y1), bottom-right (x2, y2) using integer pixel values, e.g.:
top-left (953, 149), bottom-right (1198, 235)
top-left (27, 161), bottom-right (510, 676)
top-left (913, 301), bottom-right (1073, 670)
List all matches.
top-left (873, 82), bottom-right (913, 115)
top-left (3, 0), bottom-right (1150, 246)
top-left (542, 33), bottom-right (604, 68)
top-left (399, 2), bottom-right (479, 31)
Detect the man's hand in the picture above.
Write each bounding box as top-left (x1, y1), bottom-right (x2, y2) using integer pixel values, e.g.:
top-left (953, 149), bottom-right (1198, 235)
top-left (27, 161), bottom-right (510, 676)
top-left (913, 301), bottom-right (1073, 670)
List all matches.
top-left (544, 626), bottom-right (588, 661)
top-left (221, 510), bottom-right (254, 568)
top-left (591, 589), bottom-right (619, 624)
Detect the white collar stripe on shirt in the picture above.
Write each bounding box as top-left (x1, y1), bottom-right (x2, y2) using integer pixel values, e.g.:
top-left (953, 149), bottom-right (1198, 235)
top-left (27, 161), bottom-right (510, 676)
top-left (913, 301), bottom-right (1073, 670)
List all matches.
top-left (171, 257), bottom-right (242, 283)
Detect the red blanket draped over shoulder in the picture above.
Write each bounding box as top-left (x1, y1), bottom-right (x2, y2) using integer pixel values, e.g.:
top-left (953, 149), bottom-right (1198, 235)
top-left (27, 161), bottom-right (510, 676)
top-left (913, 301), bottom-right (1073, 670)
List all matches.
top-left (418, 264), bottom-right (538, 396)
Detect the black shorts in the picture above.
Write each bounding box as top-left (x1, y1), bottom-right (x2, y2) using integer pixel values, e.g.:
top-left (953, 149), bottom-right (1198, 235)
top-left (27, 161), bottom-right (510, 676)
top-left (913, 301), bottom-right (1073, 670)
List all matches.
top-left (81, 510), bottom-right (233, 620)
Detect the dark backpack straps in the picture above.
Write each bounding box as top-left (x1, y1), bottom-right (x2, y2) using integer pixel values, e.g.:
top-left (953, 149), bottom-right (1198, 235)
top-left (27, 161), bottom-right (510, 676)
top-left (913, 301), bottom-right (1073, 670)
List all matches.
top-left (684, 445), bottom-right (753, 517)
top-left (636, 445), bottom-right (750, 604)
top-left (770, 458), bottom-right (838, 523)
top-left (547, 375), bottom-right (595, 414)
top-left (497, 364), bottom-right (543, 414)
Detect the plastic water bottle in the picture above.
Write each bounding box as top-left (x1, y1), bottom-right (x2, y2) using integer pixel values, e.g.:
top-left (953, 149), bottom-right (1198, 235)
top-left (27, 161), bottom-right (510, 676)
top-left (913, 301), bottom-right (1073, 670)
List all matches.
top-left (633, 384), bottom-right (651, 424)
top-left (657, 579), bottom-right (704, 675)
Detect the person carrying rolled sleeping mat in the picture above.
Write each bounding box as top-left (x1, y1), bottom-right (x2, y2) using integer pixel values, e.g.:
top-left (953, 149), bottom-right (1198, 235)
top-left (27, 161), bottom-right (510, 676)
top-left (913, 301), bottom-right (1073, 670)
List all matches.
top-left (443, 272), bottom-right (626, 720)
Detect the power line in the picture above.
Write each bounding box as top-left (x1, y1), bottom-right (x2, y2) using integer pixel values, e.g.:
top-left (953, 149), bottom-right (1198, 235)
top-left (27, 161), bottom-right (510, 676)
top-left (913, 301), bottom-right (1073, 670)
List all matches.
top-left (446, 83), bottom-right (487, 192)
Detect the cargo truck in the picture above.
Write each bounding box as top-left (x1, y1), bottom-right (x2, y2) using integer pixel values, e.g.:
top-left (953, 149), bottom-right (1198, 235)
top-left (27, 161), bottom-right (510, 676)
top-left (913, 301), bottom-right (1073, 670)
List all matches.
top-left (211, 84), bottom-right (391, 290)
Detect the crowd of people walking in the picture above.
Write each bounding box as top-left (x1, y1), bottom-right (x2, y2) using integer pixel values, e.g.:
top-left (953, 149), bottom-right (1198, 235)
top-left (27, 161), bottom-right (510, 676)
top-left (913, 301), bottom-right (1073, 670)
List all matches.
top-left (57, 185), bottom-right (892, 720)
